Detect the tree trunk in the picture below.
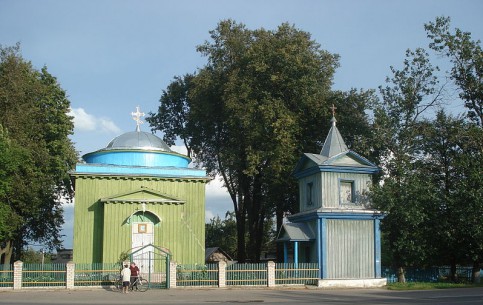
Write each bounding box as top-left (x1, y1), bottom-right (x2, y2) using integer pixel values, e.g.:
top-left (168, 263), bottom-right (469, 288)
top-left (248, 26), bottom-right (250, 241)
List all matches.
top-left (397, 266), bottom-right (406, 283)
top-left (235, 207), bottom-right (246, 263)
top-left (0, 240), bottom-right (13, 265)
top-left (247, 175), bottom-right (264, 262)
top-left (275, 207), bottom-right (284, 263)
top-left (450, 256), bottom-right (457, 282)
top-left (471, 260), bottom-right (480, 284)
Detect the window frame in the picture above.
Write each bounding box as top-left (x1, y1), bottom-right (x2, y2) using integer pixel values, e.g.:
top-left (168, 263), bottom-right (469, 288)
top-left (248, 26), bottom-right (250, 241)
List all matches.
top-left (306, 181), bottom-right (314, 207)
top-left (339, 179), bottom-right (355, 205)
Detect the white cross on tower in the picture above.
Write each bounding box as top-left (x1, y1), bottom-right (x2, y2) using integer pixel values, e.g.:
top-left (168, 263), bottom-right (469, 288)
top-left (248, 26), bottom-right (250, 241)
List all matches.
top-left (131, 106), bottom-right (145, 132)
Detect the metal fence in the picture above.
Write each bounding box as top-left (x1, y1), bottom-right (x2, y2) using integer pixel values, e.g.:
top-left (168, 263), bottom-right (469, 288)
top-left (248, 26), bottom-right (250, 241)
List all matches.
top-left (74, 263), bottom-right (120, 287)
top-left (227, 263), bottom-right (267, 286)
top-left (176, 264), bottom-right (218, 287)
top-left (382, 266), bottom-right (482, 283)
top-left (275, 263), bottom-right (319, 285)
top-left (22, 263), bottom-right (66, 287)
top-left (0, 264), bottom-right (13, 288)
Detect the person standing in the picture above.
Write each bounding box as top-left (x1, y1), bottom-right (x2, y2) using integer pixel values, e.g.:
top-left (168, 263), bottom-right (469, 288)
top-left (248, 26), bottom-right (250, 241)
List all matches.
top-left (129, 262), bottom-right (140, 290)
top-left (120, 263), bottom-right (131, 293)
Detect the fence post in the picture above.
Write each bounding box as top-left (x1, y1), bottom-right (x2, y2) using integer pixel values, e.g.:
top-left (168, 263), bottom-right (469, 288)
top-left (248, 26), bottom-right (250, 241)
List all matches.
top-left (267, 261), bottom-right (275, 287)
top-left (13, 260), bottom-right (23, 290)
top-left (66, 261), bottom-right (75, 289)
top-left (218, 261), bottom-right (227, 287)
top-left (169, 261), bottom-right (177, 288)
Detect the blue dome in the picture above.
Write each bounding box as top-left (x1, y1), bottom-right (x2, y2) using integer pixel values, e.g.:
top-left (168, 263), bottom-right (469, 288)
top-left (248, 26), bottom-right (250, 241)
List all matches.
top-left (82, 131), bottom-right (191, 168)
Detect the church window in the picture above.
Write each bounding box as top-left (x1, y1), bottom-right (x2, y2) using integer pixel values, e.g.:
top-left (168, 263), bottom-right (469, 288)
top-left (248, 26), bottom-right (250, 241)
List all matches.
top-left (339, 180), bottom-right (354, 204)
top-left (306, 182), bottom-right (313, 206)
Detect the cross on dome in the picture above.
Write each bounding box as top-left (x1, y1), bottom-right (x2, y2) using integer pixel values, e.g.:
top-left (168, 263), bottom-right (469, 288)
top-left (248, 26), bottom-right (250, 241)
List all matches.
top-left (330, 104), bottom-right (337, 117)
top-left (131, 106), bottom-right (145, 132)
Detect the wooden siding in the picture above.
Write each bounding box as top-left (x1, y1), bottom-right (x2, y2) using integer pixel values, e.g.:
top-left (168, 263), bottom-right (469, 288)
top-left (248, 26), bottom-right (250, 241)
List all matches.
top-left (298, 174), bottom-right (322, 212)
top-left (320, 172), bottom-right (372, 208)
top-left (325, 219), bottom-right (374, 279)
top-left (298, 172), bottom-right (372, 211)
top-left (73, 175), bottom-right (206, 264)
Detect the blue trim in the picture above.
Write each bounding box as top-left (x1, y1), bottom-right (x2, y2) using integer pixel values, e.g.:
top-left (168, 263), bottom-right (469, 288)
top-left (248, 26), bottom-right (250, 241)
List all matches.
top-left (320, 218), bottom-right (327, 278)
top-left (290, 211), bottom-right (384, 223)
top-left (75, 163), bottom-right (207, 178)
top-left (374, 219), bottom-right (382, 278)
top-left (294, 241), bottom-right (299, 267)
top-left (83, 150), bottom-right (191, 168)
top-left (293, 165), bottom-right (380, 179)
top-left (317, 218), bottom-right (322, 279)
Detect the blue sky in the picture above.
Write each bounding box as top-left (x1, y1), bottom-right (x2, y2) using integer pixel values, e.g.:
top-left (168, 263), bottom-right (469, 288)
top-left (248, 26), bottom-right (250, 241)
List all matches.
top-left (1, 0), bottom-right (482, 249)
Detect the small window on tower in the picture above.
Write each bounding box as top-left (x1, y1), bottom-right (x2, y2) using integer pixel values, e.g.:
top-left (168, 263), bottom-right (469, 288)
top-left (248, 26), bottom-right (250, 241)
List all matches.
top-left (307, 182), bottom-right (313, 206)
top-left (340, 180), bottom-right (354, 204)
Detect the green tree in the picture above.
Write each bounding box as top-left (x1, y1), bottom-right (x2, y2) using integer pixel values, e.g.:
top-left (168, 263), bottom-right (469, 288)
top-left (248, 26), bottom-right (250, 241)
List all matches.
top-left (423, 16), bottom-right (483, 283)
top-left (371, 47), bottom-right (442, 282)
top-left (422, 112), bottom-right (482, 281)
top-left (0, 44), bottom-right (77, 263)
top-left (205, 212), bottom-right (238, 259)
top-left (149, 20), bottom-right (343, 262)
top-left (425, 16), bottom-right (483, 126)
top-left (0, 125), bottom-right (24, 263)
top-left (147, 74), bottom-right (195, 158)
top-left (20, 248), bottom-right (52, 264)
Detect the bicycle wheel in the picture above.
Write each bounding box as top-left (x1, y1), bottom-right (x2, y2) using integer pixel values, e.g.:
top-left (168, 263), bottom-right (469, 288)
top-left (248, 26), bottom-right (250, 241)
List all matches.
top-left (115, 279), bottom-right (122, 291)
top-left (136, 278), bottom-right (149, 292)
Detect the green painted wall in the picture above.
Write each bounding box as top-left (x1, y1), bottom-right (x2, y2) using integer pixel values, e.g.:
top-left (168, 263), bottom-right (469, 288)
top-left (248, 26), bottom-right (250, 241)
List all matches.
top-left (72, 175), bottom-right (207, 264)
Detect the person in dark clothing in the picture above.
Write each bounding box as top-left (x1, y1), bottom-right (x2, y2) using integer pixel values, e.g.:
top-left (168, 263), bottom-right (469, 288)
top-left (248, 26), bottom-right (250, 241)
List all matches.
top-left (129, 262), bottom-right (140, 290)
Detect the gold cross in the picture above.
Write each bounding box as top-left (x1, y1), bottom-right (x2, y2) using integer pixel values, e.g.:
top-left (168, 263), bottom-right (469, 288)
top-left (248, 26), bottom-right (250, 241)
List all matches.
top-left (330, 104), bottom-right (337, 117)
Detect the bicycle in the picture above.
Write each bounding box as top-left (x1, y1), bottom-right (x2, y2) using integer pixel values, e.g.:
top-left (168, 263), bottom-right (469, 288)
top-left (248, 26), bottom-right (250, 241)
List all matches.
top-left (129, 276), bottom-right (149, 292)
top-left (114, 276), bottom-right (149, 292)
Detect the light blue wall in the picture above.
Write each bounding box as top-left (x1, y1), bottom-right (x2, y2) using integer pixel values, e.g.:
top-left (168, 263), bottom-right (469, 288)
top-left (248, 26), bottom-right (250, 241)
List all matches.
top-left (83, 150), bottom-right (190, 168)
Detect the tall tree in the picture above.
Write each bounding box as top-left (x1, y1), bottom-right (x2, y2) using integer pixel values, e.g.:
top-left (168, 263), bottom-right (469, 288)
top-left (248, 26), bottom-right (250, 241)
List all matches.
top-left (371, 47), bottom-right (442, 281)
top-left (418, 112), bottom-right (482, 282)
top-left (0, 125), bottom-right (24, 263)
top-left (148, 20), bottom-right (343, 262)
top-left (425, 16), bottom-right (483, 126)
top-left (0, 44), bottom-right (77, 263)
top-left (425, 16), bottom-right (483, 282)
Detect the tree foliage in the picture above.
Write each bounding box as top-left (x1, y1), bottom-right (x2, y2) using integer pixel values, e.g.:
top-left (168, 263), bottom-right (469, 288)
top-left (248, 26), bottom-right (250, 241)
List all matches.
top-left (205, 212), bottom-right (238, 259)
top-left (148, 20), bottom-right (353, 262)
top-left (425, 16), bottom-right (483, 126)
top-left (372, 17), bottom-right (482, 283)
top-left (0, 44), bottom-right (77, 263)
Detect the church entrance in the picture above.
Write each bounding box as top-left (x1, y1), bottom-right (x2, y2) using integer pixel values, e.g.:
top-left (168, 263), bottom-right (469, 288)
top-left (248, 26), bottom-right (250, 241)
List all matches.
top-left (129, 244), bottom-right (171, 289)
top-left (128, 211), bottom-right (170, 289)
top-left (132, 222), bottom-right (155, 273)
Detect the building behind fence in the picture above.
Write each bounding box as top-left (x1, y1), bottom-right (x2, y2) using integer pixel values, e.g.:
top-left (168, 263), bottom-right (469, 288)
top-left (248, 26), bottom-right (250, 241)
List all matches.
top-left (0, 261), bottom-right (480, 290)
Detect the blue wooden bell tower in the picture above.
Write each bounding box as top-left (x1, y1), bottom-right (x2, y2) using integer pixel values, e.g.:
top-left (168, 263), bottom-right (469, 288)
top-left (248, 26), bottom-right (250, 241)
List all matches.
top-left (277, 108), bottom-right (386, 287)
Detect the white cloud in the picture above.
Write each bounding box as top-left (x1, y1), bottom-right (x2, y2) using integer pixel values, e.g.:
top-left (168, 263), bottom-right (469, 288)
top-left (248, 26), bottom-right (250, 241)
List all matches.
top-left (206, 176), bottom-right (230, 197)
top-left (98, 118), bottom-right (122, 134)
top-left (170, 145), bottom-right (187, 155)
top-left (69, 107), bottom-right (121, 134)
top-left (205, 210), bottom-right (215, 222)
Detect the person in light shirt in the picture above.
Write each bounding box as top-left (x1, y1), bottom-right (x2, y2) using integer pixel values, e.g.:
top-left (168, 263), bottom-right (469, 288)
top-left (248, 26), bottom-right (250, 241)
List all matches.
top-left (120, 264), bottom-right (131, 293)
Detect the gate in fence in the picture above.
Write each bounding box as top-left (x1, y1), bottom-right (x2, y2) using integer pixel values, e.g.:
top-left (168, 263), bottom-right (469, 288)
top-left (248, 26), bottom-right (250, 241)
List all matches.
top-left (129, 244), bottom-right (171, 289)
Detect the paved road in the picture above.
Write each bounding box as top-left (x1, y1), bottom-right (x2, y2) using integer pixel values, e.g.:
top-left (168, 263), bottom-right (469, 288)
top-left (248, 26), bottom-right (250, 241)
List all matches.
top-left (0, 287), bottom-right (482, 305)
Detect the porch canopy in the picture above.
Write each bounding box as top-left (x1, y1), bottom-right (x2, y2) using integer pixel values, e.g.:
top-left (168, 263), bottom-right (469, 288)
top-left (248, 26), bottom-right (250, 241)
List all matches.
top-left (276, 223), bottom-right (315, 264)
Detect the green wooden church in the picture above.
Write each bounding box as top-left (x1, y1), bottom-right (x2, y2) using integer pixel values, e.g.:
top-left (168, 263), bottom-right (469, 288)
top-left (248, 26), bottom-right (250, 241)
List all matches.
top-left (71, 107), bottom-right (209, 267)
top-left (277, 110), bottom-right (386, 287)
